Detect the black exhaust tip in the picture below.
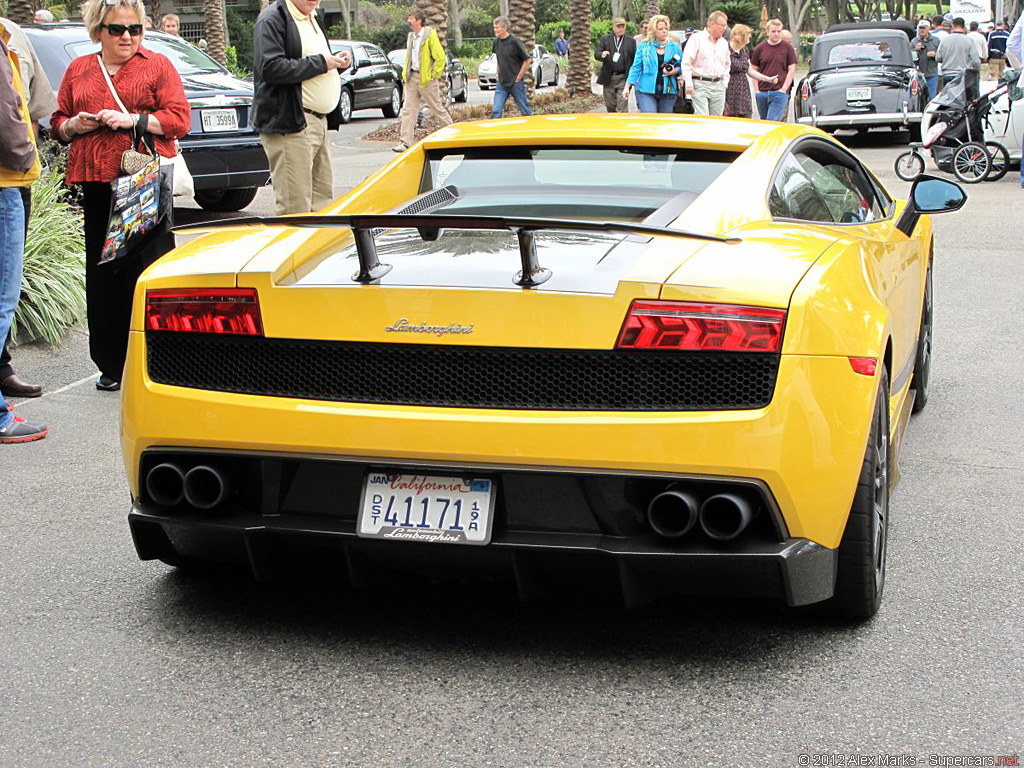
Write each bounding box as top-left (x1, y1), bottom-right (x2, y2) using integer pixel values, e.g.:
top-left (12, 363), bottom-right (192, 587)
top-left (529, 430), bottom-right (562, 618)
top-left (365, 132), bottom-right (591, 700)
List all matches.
top-left (647, 488), bottom-right (700, 539)
top-left (183, 465), bottom-right (233, 510)
top-left (699, 493), bottom-right (757, 542)
top-left (145, 463), bottom-right (185, 507)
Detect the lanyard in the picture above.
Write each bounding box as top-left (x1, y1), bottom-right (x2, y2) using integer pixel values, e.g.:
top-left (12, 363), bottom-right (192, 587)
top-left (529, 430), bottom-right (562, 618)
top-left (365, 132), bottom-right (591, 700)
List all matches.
top-left (613, 36), bottom-right (623, 53)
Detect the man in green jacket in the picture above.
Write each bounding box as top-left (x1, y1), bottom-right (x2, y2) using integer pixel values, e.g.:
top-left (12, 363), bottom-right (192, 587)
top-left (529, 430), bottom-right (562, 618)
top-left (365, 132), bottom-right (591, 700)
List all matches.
top-left (394, 9), bottom-right (453, 153)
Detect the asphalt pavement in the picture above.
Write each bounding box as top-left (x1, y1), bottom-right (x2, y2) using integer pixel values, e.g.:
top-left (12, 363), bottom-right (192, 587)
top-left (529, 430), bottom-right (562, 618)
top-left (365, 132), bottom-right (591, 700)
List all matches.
top-left (1, 106), bottom-right (1021, 766)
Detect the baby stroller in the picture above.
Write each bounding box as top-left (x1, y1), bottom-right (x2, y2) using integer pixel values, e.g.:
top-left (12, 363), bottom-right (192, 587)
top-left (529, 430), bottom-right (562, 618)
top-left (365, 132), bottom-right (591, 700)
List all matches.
top-left (894, 71), bottom-right (1011, 183)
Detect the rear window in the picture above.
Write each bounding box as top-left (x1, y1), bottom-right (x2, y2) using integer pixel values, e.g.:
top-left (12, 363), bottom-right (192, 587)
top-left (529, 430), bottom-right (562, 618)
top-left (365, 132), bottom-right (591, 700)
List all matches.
top-left (423, 146), bottom-right (737, 220)
top-left (827, 41), bottom-right (897, 65)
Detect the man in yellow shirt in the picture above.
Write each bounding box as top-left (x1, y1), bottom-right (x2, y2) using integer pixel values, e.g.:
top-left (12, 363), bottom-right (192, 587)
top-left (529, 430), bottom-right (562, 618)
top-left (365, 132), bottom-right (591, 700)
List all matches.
top-left (0, 24), bottom-right (47, 442)
top-left (394, 9), bottom-right (453, 153)
top-left (252, 0), bottom-right (350, 214)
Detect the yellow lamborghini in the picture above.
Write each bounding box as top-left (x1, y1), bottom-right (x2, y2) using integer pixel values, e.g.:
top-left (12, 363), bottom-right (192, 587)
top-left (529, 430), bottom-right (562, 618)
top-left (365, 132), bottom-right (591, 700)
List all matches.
top-left (121, 115), bottom-right (966, 619)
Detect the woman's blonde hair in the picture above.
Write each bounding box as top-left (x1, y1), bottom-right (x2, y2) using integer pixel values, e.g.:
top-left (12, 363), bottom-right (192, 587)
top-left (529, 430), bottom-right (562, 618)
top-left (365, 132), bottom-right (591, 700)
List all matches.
top-left (646, 14), bottom-right (670, 40)
top-left (82, 0), bottom-right (146, 43)
top-left (731, 23), bottom-right (751, 47)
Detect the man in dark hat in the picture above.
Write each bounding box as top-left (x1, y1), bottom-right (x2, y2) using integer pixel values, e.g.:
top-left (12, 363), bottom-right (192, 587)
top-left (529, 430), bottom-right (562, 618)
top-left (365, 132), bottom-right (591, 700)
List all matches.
top-left (595, 17), bottom-right (636, 112)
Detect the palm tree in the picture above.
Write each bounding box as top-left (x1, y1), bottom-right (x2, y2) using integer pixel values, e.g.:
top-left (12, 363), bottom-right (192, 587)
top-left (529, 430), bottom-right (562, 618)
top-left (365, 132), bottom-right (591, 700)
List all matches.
top-left (6, 0), bottom-right (34, 26)
top-left (150, 0), bottom-right (162, 29)
top-left (566, 0), bottom-right (592, 96)
top-left (205, 0), bottom-right (227, 66)
top-left (508, 0), bottom-right (536, 96)
top-left (644, 0), bottom-right (660, 21)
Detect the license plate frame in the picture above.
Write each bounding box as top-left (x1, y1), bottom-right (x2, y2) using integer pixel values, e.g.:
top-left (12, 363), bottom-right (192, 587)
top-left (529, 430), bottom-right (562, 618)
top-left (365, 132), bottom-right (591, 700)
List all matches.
top-left (201, 108), bottom-right (239, 133)
top-left (846, 87), bottom-right (871, 101)
top-left (357, 472), bottom-right (495, 546)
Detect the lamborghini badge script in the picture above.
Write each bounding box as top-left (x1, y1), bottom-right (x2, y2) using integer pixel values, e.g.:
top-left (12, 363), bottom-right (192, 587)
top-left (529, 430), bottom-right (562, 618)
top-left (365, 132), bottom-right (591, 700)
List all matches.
top-left (385, 318), bottom-right (475, 336)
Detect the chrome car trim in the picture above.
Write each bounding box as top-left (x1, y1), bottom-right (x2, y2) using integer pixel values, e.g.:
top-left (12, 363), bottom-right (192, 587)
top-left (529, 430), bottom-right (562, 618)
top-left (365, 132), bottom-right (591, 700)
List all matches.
top-left (797, 111), bottom-right (923, 126)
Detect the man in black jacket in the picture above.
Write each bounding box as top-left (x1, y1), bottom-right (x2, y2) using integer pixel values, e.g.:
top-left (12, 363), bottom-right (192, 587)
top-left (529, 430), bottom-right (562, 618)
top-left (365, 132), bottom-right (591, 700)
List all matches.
top-left (595, 18), bottom-right (636, 112)
top-left (252, 0), bottom-right (350, 214)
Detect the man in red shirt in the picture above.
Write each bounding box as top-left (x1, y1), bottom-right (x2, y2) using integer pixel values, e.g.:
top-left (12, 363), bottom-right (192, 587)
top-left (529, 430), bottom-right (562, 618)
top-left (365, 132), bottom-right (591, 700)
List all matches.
top-left (750, 18), bottom-right (796, 121)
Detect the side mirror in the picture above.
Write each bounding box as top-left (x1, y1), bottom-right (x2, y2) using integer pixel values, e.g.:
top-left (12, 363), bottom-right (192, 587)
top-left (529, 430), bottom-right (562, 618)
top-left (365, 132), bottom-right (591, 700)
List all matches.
top-left (896, 174), bottom-right (966, 235)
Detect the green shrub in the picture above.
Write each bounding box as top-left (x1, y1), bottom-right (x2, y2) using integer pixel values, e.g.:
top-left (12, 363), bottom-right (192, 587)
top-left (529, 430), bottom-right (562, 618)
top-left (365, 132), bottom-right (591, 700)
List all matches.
top-left (538, 20), bottom-right (571, 50)
top-left (13, 169), bottom-right (85, 345)
top-left (453, 39), bottom-right (492, 59)
top-left (709, 0), bottom-right (760, 28)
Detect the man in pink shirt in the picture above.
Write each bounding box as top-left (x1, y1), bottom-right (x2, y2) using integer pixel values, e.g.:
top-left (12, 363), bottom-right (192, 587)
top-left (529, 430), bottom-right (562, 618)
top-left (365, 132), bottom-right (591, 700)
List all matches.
top-left (680, 10), bottom-right (730, 116)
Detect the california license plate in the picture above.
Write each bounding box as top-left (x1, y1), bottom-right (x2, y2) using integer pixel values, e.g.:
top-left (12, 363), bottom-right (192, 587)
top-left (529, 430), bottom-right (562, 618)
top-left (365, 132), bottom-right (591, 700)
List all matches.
top-left (201, 108), bottom-right (239, 132)
top-left (846, 87), bottom-right (871, 101)
top-left (358, 473), bottom-right (495, 545)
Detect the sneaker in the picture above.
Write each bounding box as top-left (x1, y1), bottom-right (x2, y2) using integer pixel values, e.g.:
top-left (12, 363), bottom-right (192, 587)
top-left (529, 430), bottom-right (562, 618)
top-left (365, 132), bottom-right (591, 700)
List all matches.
top-left (392, 143), bottom-right (408, 153)
top-left (0, 416), bottom-right (49, 444)
top-left (96, 375), bottom-right (120, 392)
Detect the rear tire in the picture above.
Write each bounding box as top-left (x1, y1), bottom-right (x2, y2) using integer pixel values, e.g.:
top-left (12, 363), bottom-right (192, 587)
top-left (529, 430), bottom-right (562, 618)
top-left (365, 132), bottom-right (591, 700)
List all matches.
top-left (455, 79), bottom-right (468, 102)
top-left (534, 67), bottom-right (542, 87)
top-left (826, 367), bottom-right (890, 620)
top-left (910, 266), bottom-right (932, 413)
top-left (382, 85), bottom-right (401, 118)
top-left (952, 141), bottom-right (990, 183)
top-left (894, 150), bottom-right (925, 181)
top-left (550, 64), bottom-right (559, 86)
top-left (983, 141), bottom-right (1010, 181)
top-left (193, 186), bottom-right (259, 212)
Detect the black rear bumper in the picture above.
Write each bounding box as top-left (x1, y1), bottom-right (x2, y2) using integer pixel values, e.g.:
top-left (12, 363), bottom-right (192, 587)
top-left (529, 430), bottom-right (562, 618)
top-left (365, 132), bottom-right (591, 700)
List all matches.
top-left (128, 506), bottom-right (836, 608)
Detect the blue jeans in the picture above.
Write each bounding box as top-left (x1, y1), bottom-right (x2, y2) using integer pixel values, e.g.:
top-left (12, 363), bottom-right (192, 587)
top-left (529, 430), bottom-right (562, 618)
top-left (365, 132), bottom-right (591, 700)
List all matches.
top-left (491, 80), bottom-right (532, 118)
top-left (756, 90), bottom-right (789, 121)
top-left (635, 91), bottom-right (676, 113)
top-left (0, 187), bottom-right (26, 430)
top-left (924, 76), bottom-right (939, 101)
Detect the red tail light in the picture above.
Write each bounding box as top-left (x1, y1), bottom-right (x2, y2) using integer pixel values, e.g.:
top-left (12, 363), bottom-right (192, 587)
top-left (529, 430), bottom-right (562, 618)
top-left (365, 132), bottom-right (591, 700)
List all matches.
top-left (145, 288), bottom-right (264, 335)
top-left (910, 78), bottom-right (919, 95)
top-left (801, 81), bottom-right (810, 100)
top-left (617, 301), bottom-right (786, 352)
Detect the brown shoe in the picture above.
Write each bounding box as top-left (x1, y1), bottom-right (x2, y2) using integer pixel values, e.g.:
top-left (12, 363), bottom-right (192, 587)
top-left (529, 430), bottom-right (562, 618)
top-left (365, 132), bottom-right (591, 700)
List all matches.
top-left (0, 374), bottom-right (42, 398)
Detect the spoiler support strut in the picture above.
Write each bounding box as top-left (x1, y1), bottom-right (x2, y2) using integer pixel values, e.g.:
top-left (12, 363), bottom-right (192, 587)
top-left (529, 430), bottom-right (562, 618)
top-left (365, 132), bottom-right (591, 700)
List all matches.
top-left (176, 213), bottom-right (741, 288)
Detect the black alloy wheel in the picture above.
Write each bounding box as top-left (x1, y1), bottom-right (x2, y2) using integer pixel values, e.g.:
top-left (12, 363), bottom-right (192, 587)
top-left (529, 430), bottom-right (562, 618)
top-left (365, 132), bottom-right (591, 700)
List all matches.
top-left (894, 150), bottom-right (925, 181)
top-left (910, 266), bottom-right (933, 413)
top-left (983, 141), bottom-right (1010, 181)
top-left (827, 366), bottom-right (890, 620)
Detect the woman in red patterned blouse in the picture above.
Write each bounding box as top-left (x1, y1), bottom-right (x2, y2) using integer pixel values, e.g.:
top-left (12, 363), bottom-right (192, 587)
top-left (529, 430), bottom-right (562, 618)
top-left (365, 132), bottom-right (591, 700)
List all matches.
top-left (51, 0), bottom-right (190, 391)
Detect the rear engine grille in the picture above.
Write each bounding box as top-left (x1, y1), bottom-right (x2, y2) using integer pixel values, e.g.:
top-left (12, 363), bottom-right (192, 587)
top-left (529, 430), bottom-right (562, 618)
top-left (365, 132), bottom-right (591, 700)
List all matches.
top-left (146, 333), bottom-right (779, 411)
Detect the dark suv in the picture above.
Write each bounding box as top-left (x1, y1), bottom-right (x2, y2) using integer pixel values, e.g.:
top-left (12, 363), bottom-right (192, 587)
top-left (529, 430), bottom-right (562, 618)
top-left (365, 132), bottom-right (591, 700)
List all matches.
top-left (25, 24), bottom-right (270, 212)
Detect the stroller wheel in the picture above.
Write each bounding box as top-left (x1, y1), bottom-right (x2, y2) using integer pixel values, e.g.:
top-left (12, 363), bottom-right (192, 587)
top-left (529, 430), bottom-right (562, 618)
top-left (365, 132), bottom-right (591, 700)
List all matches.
top-left (983, 141), bottom-right (1010, 181)
top-left (952, 142), bottom-right (990, 184)
top-left (895, 150), bottom-right (925, 181)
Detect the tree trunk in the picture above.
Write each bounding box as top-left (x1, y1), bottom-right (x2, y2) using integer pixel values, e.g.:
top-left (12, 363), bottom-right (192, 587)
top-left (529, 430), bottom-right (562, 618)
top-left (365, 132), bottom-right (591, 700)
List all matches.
top-left (340, 0), bottom-right (352, 38)
top-left (205, 0), bottom-right (227, 65)
top-left (567, 0), bottom-right (591, 95)
top-left (449, 0), bottom-right (463, 49)
top-left (611, 0), bottom-right (627, 19)
top-left (417, 0), bottom-right (450, 104)
top-left (6, 0), bottom-right (34, 26)
top-left (500, 0), bottom-right (510, 18)
top-left (508, 0), bottom-right (536, 99)
top-left (150, 0), bottom-right (162, 29)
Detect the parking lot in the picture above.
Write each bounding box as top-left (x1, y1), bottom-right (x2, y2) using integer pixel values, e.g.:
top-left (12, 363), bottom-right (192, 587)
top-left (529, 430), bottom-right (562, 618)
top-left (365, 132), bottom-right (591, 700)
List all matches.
top-left (1, 113), bottom-right (1021, 766)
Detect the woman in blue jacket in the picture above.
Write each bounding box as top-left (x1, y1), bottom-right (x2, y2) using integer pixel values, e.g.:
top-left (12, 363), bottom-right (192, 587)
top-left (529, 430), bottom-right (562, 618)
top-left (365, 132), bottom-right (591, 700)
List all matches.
top-left (623, 15), bottom-right (682, 113)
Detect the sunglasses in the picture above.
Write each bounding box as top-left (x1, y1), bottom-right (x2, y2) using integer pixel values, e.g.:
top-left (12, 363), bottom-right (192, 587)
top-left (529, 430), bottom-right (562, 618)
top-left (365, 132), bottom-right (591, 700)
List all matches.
top-left (102, 23), bottom-right (144, 36)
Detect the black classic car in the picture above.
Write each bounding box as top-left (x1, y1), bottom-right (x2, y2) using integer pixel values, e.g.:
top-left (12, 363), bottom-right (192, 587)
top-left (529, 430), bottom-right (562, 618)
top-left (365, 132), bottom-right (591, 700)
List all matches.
top-left (26, 24), bottom-right (270, 212)
top-left (387, 48), bottom-right (469, 103)
top-left (794, 21), bottom-right (927, 140)
top-left (328, 39), bottom-right (404, 123)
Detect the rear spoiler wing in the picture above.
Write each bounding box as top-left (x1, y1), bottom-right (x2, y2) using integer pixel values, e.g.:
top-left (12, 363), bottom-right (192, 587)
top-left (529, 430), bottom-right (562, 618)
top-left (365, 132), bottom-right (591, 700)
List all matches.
top-left (175, 213), bottom-right (741, 288)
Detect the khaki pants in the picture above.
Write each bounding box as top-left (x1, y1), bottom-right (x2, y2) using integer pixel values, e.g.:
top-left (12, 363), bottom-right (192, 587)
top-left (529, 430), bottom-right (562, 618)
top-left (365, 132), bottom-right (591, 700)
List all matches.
top-left (400, 77), bottom-right (453, 147)
top-left (989, 58), bottom-right (1005, 81)
top-left (260, 115), bottom-right (333, 215)
top-left (603, 72), bottom-right (628, 112)
top-left (692, 79), bottom-right (726, 116)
